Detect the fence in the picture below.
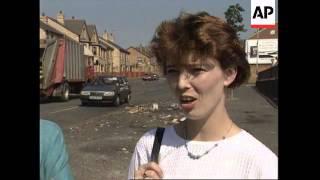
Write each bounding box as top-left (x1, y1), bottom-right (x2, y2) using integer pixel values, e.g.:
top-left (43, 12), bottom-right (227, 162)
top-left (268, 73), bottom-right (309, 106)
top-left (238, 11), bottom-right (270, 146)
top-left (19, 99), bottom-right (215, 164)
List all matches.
top-left (94, 71), bottom-right (146, 78)
top-left (256, 65), bottom-right (278, 105)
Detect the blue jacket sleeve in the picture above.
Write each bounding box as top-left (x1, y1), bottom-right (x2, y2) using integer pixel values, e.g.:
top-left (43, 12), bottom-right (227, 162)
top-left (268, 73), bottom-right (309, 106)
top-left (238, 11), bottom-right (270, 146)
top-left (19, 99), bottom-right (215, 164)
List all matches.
top-left (40, 120), bottom-right (74, 180)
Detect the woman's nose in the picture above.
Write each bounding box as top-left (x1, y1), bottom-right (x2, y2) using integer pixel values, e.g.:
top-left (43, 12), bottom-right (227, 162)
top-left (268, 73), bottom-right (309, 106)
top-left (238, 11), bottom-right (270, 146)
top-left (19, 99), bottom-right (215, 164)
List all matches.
top-left (177, 71), bottom-right (192, 91)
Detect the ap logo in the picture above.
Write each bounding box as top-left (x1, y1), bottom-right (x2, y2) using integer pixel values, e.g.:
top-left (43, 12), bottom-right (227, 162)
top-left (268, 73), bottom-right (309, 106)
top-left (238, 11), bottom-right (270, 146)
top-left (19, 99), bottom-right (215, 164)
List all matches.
top-left (251, 0), bottom-right (276, 28)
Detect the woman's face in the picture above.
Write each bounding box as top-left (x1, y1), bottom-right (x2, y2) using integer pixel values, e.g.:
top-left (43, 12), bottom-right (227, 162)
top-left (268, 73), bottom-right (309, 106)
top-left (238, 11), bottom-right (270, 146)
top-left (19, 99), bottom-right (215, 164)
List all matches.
top-left (166, 56), bottom-right (236, 121)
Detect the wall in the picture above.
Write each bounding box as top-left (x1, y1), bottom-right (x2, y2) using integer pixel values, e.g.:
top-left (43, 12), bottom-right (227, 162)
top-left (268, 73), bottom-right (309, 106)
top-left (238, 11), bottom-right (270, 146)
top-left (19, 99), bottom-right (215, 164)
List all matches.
top-left (248, 64), bottom-right (273, 84)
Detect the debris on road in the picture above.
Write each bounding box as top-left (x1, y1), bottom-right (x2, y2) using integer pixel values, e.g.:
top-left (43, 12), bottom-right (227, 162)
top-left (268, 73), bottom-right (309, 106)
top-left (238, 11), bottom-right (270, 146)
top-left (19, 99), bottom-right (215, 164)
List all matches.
top-left (152, 103), bottom-right (159, 111)
top-left (170, 103), bottom-right (180, 110)
top-left (121, 147), bottom-right (130, 154)
top-left (171, 118), bottom-right (179, 124)
top-left (160, 114), bottom-right (172, 119)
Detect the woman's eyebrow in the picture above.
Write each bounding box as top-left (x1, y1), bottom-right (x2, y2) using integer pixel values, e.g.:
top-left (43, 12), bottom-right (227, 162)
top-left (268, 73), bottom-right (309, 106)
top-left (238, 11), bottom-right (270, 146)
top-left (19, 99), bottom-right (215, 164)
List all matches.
top-left (166, 65), bottom-right (177, 68)
top-left (187, 63), bottom-right (214, 68)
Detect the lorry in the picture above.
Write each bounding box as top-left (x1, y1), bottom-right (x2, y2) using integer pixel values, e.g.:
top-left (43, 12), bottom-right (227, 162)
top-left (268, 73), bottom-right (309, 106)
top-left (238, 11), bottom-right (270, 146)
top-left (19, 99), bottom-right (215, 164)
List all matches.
top-left (40, 37), bottom-right (94, 101)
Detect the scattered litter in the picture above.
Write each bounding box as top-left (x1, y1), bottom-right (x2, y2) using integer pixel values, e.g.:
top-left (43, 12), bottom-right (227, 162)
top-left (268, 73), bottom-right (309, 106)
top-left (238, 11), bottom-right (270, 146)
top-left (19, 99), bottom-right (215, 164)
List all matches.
top-left (180, 117), bottom-right (187, 121)
top-left (70, 127), bottom-right (80, 133)
top-left (171, 118), bottom-right (179, 124)
top-left (170, 103), bottom-right (180, 110)
top-left (128, 108), bottom-right (139, 114)
top-left (160, 114), bottom-right (172, 119)
top-left (152, 103), bottom-right (159, 111)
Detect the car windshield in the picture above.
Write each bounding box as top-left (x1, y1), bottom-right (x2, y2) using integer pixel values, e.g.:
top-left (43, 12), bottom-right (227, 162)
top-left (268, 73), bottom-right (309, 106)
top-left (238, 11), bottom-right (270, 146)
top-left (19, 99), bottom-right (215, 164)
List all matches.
top-left (90, 77), bottom-right (117, 85)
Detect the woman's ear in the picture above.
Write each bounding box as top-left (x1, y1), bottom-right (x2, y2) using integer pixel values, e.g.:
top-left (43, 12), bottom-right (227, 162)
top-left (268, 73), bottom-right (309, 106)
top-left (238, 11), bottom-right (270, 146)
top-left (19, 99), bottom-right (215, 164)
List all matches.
top-left (223, 67), bottom-right (237, 87)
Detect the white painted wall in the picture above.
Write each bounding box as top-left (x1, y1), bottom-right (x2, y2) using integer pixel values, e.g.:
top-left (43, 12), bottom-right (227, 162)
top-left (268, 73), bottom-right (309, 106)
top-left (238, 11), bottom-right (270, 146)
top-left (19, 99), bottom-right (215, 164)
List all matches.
top-left (40, 28), bottom-right (46, 40)
top-left (245, 39), bottom-right (278, 64)
top-left (40, 18), bottom-right (79, 42)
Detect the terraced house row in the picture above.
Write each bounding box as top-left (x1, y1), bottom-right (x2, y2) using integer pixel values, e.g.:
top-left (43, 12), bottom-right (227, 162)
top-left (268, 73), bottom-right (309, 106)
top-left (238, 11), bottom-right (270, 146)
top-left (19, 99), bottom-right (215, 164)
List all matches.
top-left (40, 10), bottom-right (161, 78)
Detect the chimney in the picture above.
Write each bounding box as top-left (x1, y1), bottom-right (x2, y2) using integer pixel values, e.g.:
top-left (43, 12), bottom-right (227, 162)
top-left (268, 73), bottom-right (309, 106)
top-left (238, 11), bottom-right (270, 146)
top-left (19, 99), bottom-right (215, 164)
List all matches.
top-left (40, 12), bottom-right (48, 23)
top-left (109, 33), bottom-right (114, 42)
top-left (103, 30), bottom-right (109, 40)
top-left (57, 10), bottom-right (64, 25)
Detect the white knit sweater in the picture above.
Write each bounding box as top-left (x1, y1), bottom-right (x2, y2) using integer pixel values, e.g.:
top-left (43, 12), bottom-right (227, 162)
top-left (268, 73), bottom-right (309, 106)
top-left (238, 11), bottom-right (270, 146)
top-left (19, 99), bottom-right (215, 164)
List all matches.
top-left (128, 126), bottom-right (278, 179)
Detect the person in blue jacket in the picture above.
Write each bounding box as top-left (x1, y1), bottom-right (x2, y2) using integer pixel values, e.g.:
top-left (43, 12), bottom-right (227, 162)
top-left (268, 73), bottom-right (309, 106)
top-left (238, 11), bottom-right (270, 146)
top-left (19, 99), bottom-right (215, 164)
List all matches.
top-left (40, 119), bottom-right (74, 180)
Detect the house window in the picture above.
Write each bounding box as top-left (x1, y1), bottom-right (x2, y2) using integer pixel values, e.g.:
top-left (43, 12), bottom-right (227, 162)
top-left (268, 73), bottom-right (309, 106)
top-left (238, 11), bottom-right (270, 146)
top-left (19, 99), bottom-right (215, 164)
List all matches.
top-left (250, 46), bottom-right (257, 58)
top-left (93, 47), bottom-right (97, 55)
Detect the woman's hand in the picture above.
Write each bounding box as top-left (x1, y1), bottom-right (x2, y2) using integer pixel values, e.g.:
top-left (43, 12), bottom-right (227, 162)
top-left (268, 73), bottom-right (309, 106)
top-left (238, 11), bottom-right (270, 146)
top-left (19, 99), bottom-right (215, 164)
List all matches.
top-left (134, 162), bottom-right (163, 179)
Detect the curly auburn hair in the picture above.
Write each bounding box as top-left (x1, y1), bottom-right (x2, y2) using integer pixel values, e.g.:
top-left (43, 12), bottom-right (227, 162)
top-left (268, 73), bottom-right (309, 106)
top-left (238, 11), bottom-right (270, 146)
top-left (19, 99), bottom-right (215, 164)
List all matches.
top-left (150, 11), bottom-right (250, 88)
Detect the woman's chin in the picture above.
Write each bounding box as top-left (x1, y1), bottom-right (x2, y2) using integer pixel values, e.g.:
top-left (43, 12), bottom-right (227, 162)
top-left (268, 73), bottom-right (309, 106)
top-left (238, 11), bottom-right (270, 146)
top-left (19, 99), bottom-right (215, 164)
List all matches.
top-left (184, 111), bottom-right (203, 121)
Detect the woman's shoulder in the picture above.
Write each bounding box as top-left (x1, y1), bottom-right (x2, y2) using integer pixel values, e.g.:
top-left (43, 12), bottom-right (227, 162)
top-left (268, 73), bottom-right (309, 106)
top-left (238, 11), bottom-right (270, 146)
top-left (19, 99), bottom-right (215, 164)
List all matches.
top-left (40, 119), bottom-right (66, 161)
top-left (236, 130), bottom-right (278, 161)
top-left (40, 119), bottom-right (63, 138)
top-left (237, 130), bottom-right (278, 178)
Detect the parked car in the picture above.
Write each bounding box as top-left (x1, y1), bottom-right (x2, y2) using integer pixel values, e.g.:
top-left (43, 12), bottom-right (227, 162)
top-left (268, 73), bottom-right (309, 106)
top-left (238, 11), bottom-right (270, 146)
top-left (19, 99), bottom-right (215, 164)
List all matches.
top-left (142, 74), bottom-right (152, 81)
top-left (151, 74), bottom-right (159, 80)
top-left (80, 76), bottom-right (131, 106)
top-left (142, 73), bottom-right (159, 81)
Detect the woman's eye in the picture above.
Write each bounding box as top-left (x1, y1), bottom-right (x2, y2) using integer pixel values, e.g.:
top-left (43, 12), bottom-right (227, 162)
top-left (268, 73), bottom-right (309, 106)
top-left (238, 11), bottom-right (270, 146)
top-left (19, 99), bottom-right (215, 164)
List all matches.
top-left (191, 68), bottom-right (206, 73)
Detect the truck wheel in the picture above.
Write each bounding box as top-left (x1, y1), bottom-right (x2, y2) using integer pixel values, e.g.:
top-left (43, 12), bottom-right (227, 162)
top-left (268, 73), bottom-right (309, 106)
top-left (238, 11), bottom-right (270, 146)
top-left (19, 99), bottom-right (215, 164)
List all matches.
top-left (61, 83), bottom-right (70, 101)
top-left (125, 94), bottom-right (131, 103)
top-left (113, 95), bottom-right (120, 106)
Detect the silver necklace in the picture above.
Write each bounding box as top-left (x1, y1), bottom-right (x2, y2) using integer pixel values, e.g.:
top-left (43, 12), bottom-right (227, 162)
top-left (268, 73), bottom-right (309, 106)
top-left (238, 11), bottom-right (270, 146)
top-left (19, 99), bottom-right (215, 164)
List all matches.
top-left (184, 121), bottom-right (233, 160)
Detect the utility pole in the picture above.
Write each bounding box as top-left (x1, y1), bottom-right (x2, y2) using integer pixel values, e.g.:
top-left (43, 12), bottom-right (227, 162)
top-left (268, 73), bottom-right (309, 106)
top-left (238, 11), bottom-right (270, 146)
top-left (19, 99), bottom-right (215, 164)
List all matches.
top-left (256, 28), bottom-right (260, 78)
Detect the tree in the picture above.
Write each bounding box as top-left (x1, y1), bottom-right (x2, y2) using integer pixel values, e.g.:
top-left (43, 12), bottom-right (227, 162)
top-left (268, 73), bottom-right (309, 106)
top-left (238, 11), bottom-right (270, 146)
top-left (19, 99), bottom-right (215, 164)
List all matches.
top-left (224, 4), bottom-right (247, 100)
top-left (224, 3), bottom-right (247, 37)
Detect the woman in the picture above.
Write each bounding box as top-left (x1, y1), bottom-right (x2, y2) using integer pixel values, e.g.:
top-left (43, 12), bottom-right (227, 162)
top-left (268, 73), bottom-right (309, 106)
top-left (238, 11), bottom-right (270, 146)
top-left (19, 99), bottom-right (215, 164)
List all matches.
top-left (128, 11), bottom-right (277, 179)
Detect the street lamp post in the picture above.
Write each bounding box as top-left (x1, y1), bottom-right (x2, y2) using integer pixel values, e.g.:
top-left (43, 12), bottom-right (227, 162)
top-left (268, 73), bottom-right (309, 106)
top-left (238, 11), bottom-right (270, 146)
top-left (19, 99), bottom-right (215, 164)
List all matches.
top-left (256, 28), bottom-right (260, 78)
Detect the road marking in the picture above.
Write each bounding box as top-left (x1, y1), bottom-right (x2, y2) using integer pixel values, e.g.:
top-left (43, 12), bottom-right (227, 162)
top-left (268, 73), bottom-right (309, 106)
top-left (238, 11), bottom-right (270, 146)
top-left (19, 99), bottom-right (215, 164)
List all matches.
top-left (48, 106), bottom-right (79, 114)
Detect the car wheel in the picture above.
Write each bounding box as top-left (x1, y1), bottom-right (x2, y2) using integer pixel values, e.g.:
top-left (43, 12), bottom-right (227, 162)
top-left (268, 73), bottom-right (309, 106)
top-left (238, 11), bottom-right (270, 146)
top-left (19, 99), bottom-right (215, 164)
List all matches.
top-left (125, 94), bottom-right (131, 103)
top-left (61, 83), bottom-right (70, 101)
top-left (81, 101), bottom-right (87, 106)
top-left (113, 95), bottom-right (120, 106)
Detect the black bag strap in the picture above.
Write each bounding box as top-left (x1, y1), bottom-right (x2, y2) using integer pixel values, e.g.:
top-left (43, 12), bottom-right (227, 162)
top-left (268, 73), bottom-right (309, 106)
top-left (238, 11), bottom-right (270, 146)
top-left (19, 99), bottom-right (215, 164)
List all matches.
top-left (150, 127), bottom-right (165, 163)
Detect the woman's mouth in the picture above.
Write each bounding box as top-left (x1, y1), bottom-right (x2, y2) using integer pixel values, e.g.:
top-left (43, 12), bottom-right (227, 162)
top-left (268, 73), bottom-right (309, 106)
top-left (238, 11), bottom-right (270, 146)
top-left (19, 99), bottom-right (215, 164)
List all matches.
top-left (180, 95), bottom-right (197, 112)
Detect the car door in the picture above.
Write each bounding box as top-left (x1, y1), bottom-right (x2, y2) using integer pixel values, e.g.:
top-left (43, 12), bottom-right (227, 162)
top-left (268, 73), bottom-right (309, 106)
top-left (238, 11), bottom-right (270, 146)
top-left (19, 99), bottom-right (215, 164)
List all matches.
top-left (118, 78), bottom-right (127, 100)
top-left (123, 77), bottom-right (131, 94)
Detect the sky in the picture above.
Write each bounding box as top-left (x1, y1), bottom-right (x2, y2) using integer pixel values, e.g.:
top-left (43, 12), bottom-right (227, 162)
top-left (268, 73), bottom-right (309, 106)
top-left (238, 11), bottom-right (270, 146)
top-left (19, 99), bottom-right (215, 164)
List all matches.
top-left (40, 0), bottom-right (277, 49)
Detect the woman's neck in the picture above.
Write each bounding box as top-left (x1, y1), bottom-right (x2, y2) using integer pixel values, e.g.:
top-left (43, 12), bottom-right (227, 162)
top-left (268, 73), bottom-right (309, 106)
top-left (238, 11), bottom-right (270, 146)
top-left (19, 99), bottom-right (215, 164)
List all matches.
top-left (186, 104), bottom-right (233, 141)
top-left (176, 96), bottom-right (239, 141)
